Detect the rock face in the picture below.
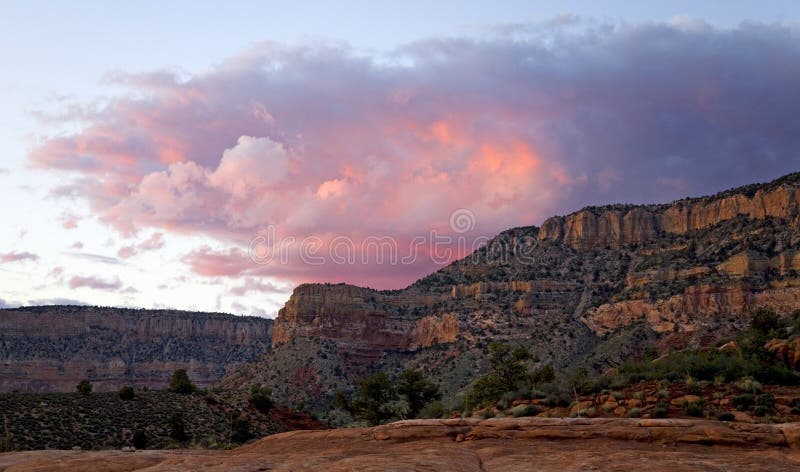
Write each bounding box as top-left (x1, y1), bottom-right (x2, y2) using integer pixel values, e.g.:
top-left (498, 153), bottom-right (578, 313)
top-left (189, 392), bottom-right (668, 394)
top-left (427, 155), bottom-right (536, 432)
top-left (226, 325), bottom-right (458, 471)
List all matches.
top-left (0, 306), bottom-right (272, 392)
top-left (583, 284), bottom-right (800, 335)
top-left (271, 283), bottom-right (457, 362)
top-left (538, 182), bottom-right (800, 250)
top-left (2, 418), bottom-right (799, 471)
top-left (767, 338), bottom-right (800, 369)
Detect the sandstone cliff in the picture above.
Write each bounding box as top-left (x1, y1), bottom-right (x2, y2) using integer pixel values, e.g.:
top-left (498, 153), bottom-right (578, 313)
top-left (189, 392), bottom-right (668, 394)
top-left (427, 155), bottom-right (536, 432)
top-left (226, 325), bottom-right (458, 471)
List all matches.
top-left (0, 306), bottom-right (272, 392)
top-left (272, 283), bottom-right (457, 361)
top-left (538, 177), bottom-right (800, 250)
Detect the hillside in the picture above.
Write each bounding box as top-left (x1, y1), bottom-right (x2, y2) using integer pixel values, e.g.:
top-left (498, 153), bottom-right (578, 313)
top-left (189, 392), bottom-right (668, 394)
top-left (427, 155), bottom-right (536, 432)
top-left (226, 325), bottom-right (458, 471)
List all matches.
top-left (0, 388), bottom-right (325, 451)
top-left (222, 171), bottom-right (800, 421)
top-left (0, 306), bottom-right (272, 392)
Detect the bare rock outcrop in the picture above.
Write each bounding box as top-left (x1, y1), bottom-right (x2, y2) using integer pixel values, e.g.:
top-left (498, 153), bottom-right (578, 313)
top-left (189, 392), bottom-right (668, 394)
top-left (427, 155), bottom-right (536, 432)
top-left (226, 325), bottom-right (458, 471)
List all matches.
top-left (2, 418), bottom-right (799, 471)
top-left (583, 284), bottom-right (800, 335)
top-left (271, 283), bottom-right (458, 361)
top-left (539, 184), bottom-right (800, 250)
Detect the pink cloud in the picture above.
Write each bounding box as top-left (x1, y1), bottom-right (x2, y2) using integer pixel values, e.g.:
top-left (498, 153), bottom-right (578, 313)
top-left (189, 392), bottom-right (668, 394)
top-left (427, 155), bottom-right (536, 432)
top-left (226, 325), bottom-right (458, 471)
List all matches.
top-left (117, 232), bottom-right (165, 258)
top-left (117, 246), bottom-right (137, 259)
top-left (183, 246), bottom-right (253, 277)
top-left (68, 275), bottom-right (123, 291)
top-left (60, 212), bottom-right (80, 230)
top-left (0, 252), bottom-right (39, 264)
top-left (30, 21), bottom-right (800, 288)
top-left (230, 278), bottom-right (288, 296)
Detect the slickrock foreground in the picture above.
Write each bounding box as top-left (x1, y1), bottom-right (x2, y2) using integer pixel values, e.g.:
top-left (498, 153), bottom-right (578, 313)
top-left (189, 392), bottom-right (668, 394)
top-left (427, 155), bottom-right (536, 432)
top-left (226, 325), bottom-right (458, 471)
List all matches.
top-left (2, 418), bottom-right (800, 471)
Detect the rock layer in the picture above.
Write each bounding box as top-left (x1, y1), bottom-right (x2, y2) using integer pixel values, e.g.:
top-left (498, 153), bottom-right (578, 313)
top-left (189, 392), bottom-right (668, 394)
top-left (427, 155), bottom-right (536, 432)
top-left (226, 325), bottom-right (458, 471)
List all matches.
top-left (0, 306), bottom-right (272, 392)
top-left (271, 283), bottom-right (457, 361)
top-left (538, 183), bottom-right (800, 250)
top-left (584, 284), bottom-right (800, 335)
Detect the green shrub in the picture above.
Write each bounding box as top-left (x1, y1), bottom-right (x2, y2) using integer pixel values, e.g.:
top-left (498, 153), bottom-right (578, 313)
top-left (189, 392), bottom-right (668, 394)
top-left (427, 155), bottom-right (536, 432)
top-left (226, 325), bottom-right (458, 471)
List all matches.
top-left (118, 386), bottom-right (135, 401)
top-left (627, 408), bottom-right (642, 418)
top-left (652, 402), bottom-right (670, 418)
top-left (685, 376), bottom-right (702, 395)
top-left (717, 412), bottom-right (735, 421)
top-left (76, 379), bottom-right (92, 395)
top-left (542, 392), bottom-right (570, 407)
top-left (418, 401), bottom-right (445, 419)
top-left (479, 409), bottom-right (495, 419)
top-left (132, 429), bottom-right (147, 449)
top-left (397, 370), bottom-right (441, 419)
top-left (230, 413), bottom-right (253, 444)
top-left (615, 344), bottom-right (800, 387)
top-left (683, 400), bottom-right (705, 417)
top-left (732, 394), bottom-right (755, 410)
top-left (756, 393), bottom-right (775, 409)
top-left (168, 412), bottom-right (188, 442)
top-left (531, 364), bottom-right (555, 385)
top-left (753, 405), bottom-right (769, 417)
top-left (350, 372), bottom-right (397, 426)
top-left (511, 404), bottom-right (541, 417)
top-left (170, 369), bottom-right (195, 394)
top-left (465, 374), bottom-right (506, 408)
top-left (249, 384), bottom-right (274, 412)
top-left (735, 377), bottom-right (762, 394)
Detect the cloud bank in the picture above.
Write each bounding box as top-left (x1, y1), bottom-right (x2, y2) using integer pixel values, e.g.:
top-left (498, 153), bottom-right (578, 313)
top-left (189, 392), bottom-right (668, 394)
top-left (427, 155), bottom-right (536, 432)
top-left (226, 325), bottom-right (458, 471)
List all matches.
top-left (32, 20), bottom-right (800, 287)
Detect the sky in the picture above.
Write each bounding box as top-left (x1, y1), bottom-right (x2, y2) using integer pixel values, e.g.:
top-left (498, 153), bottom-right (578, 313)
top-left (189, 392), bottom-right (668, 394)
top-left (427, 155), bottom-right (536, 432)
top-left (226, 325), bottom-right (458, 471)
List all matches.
top-left (2, 1), bottom-right (800, 317)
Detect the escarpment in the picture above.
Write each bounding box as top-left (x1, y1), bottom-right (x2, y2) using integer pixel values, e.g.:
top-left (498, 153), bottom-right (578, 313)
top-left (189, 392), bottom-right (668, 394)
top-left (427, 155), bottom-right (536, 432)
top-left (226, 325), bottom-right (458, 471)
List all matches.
top-left (538, 178), bottom-right (800, 250)
top-left (271, 283), bottom-right (458, 361)
top-left (0, 306), bottom-right (272, 392)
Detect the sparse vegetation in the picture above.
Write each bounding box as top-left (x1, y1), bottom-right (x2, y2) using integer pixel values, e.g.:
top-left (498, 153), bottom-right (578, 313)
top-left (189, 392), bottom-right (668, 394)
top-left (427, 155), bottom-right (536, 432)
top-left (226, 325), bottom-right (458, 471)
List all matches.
top-left (0, 390), bottom-right (309, 451)
top-left (168, 412), bottom-right (188, 442)
top-left (132, 429), bottom-right (147, 449)
top-left (334, 370), bottom-right (441, 425)
top-left (249, 384), bottom-right (274, 413)
top-left (118, 386), bottom-right (135, 401)
top-left (229, 412), bottom-right (253, 444)
top-left (76, 379), bottom-right (92, 396)
top-left (170, 369), bottom-right (196, 394)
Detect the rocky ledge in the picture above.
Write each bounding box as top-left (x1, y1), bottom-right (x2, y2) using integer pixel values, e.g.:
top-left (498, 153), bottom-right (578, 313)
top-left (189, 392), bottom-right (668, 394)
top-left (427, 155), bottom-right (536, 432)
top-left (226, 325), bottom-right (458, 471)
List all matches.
top-left (2, 418), bottom-right (799, 471)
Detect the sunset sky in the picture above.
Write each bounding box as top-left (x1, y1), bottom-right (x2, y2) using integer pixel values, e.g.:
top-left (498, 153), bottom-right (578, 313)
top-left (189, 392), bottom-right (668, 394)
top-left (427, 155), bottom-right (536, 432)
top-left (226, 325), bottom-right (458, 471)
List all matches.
top-left (2, 1), bottom-right (800, 317)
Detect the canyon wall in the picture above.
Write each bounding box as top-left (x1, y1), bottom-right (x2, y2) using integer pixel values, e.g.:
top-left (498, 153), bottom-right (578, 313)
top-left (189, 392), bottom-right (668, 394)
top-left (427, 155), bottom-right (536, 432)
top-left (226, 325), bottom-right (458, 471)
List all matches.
top-left (538, 184), bottom-right (800, 250)
top-left (271, 283), bottom-right (456, 361)
top-left (0, 306), bottom-right (272, 392)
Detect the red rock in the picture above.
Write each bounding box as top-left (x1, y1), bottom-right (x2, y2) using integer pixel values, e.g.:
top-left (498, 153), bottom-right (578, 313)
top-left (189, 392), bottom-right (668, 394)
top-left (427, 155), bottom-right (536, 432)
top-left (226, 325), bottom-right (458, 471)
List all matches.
top-left (1, 418), bottom-right (799, 471)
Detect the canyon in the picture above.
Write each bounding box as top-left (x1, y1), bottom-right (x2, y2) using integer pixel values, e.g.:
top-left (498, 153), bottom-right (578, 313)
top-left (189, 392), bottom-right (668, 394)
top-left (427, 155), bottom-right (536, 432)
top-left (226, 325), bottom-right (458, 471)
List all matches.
top-left (5, 172), bottom-right (800, 420)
